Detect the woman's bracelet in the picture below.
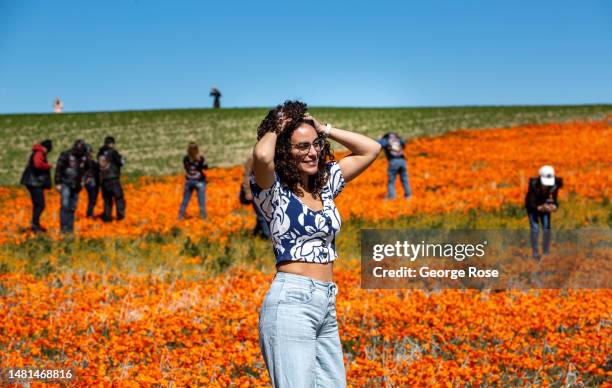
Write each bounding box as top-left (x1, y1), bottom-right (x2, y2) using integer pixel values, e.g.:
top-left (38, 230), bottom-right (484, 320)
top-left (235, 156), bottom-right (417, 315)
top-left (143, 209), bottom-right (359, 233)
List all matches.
top-left (324, 123), bottom-right (332, 137)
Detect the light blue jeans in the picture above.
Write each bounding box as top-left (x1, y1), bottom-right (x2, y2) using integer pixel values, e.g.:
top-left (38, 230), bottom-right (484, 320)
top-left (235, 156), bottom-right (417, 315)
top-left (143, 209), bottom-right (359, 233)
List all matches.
top-left (178, 179), bottom-right (206, 219)
top-left (387, 158), bottom-right (411, 199)
top-left (259, 271), bottom-right (346, 387)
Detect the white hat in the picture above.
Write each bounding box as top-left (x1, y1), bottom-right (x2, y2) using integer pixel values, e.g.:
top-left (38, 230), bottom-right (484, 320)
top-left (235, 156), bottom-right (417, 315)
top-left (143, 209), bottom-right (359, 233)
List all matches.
top-left (539, 165), bottom-right (555, 186)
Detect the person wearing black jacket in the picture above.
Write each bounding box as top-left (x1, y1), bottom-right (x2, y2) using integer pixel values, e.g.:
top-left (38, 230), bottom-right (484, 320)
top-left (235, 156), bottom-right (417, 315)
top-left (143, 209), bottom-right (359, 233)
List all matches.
top-left (525, 165), bottom-right (563, 260)
top-left (55, 139), bottom-right (88, 234)
top-left (83, 144), bottom-right (100, 218)
top-left (20, 139), bottom-right (53, 232)
top-left (97, 136), bottom-right (126, 222)
top-left (178, 142), bottom-right (208, 219)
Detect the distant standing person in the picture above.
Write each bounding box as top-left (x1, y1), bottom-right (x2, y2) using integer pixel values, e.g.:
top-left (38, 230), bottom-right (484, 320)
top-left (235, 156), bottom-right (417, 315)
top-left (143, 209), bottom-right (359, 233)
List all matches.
top-left (379, 132), bottom-right (411, 199)
top-left (53, 97), bottom-right (63, 113)
top-left (55, 140), bottom-right (88, 234)
top-left (241, 155), bottom-right (270, 238)
top-left (525, 165), bottom-right (563, 260)
top-left (210, 86), bottom-right (221, 109)
top-left (83, 144), bottom-right (100, 218)
top-left (20, 139), bottom-right (53, 232)
top-left (97, 136), bottom-right (126, 222)
top-left (178, 142), bottom-right (208, 219)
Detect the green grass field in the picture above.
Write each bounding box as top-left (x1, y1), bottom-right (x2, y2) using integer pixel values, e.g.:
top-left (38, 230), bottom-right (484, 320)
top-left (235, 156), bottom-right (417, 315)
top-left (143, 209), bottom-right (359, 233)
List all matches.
top-left (2, 195), bottom-right (609, 278)
top-left (0, 104), bottom-right (610, 185)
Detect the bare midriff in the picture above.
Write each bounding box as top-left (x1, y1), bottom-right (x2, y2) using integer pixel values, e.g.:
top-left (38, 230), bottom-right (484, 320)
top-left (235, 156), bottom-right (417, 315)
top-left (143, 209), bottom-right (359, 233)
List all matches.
top-left (276, 261), bottom-right (334, 282)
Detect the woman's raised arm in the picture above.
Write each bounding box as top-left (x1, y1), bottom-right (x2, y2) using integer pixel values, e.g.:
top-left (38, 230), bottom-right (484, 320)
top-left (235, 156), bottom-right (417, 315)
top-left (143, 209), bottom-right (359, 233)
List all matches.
top-left (305, 114), bottom-right (381, 183)
top-left (252, 131), bottom-right (278, 189)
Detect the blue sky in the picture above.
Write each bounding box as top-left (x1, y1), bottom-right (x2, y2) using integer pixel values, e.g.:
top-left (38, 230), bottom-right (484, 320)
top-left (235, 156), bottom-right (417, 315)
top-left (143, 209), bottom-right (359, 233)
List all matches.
top-left (0, 0), bottom-right (611, 113)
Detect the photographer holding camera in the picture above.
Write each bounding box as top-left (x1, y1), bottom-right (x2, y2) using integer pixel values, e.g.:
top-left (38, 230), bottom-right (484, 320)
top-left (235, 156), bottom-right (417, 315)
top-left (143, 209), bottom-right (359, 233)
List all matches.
top-left (525, 165), bottom-right (563, 260)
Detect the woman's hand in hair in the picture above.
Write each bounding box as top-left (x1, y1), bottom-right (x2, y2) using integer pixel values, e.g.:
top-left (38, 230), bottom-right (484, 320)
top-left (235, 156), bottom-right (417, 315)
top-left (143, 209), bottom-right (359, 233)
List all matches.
top-left (275, 113), bottom-right (292, 135)
top-left (303, 113), bottom-right (326, 134)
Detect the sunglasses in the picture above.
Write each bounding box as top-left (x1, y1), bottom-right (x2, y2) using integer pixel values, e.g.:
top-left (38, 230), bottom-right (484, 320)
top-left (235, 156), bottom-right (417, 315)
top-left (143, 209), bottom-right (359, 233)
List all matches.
top-left (541, 174), bottom-right (554, 178)
top-left (291, 138), bottom-right (326, 154)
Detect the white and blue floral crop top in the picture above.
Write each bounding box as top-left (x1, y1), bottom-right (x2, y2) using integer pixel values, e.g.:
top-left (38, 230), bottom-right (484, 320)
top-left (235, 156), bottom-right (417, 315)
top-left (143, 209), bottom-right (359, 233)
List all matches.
top-left (250, 161), bottom-right (346, 264)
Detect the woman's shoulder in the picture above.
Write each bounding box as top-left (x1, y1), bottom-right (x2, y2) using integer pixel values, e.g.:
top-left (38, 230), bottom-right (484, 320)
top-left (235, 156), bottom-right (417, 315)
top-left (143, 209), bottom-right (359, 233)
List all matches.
top-left (324, 159), bottom-right (346, 198)
top-left (250, 170), bottom-right (284, 195)
top-left (325, 160), bottom-right (340, 171)
top-left (325, 160), bottom-right (344, 176)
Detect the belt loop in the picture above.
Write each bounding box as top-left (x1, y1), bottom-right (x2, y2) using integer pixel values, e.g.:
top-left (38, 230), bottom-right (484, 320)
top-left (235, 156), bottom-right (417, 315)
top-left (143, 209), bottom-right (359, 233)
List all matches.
top-left (309, 278), bottom-right (316, 292)
top-left (331, 283), bottom-right (338, 296)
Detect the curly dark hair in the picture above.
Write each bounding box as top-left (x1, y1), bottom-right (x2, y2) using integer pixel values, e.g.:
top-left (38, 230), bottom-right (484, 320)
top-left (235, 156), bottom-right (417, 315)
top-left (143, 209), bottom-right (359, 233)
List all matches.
top-left (257, 100), bottom-right (335, 199)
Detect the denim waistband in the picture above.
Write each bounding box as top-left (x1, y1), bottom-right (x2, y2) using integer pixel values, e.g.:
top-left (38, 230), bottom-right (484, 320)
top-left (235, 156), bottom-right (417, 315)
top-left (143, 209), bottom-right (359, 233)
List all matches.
top-left (274, 271), bottom-right (338, 295)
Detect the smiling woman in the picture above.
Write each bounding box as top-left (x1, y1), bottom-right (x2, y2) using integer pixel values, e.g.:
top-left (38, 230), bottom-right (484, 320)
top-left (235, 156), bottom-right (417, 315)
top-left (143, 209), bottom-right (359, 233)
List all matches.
top-left (250, 100), bottom-right (381, 387)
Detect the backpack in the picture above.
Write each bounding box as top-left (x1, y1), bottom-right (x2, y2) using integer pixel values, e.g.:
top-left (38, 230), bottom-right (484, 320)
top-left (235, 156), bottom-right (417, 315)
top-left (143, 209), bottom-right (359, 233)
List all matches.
top-left (20, 153), bottom-right (51, 189)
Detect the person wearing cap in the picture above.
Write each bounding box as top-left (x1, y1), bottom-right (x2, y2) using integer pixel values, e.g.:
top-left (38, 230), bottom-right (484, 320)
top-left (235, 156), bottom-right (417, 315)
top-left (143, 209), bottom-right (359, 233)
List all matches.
top-left (378, 132), bottom-right (411, 199)
top-left (83, 143), bottom-right (100, 218)
top-left (97, 136), bottom-right (126, 222)
top-left (20, 139), bottom-right (54, 232)
top-left (55, 139), bottom-right (89, 233)
top-left (525, 165), bottom-right (564, 259)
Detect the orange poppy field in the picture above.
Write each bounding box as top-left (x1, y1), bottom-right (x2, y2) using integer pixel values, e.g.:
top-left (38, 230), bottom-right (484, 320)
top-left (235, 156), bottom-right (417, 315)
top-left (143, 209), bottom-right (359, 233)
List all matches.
top-left (0, 119), bottom-right (609, 244)
top-left (0, 118), bottom-right (610, 386)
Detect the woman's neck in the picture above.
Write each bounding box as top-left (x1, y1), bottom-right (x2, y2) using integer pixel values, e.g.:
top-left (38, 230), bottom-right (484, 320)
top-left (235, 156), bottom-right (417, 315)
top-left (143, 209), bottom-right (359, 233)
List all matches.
top-left (298, 175), bottom-right (312, 194)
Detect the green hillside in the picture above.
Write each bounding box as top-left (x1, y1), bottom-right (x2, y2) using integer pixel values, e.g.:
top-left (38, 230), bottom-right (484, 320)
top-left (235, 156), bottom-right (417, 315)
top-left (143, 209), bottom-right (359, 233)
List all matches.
top-left (0, 104), bottom-right (610, 185)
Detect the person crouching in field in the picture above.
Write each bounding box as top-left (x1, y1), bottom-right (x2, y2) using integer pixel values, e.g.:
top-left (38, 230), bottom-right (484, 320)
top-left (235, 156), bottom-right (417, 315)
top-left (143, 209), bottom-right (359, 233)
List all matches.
top-left (178, 142), bottom-right (208, 220)
top-left (20, 139), bottom-right (53, 232)
top-left (98, 136), bottom-right (126, 222)
top-left (55, 140), bottom-right (88, 234)
top-left (525, 165), bottom-right (563, 260)
top-left (251, 100), bottom-right (381, 387)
